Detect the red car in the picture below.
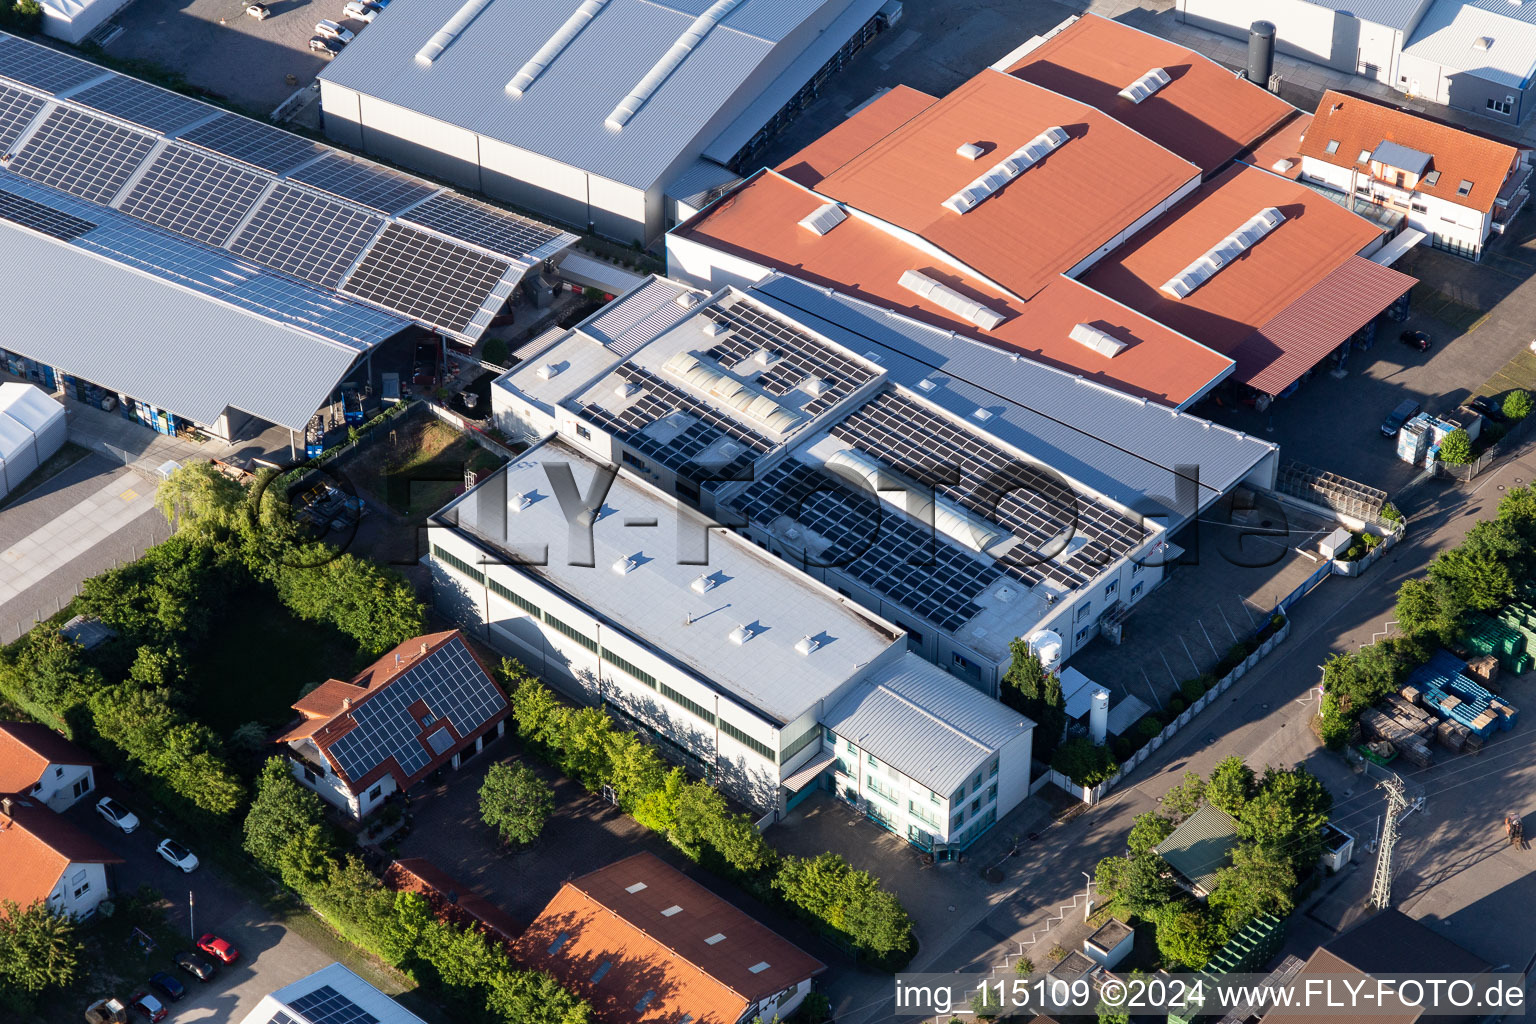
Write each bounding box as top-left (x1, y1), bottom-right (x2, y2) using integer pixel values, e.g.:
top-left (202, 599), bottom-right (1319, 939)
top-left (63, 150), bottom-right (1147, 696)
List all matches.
top-left (197, 933), bottom-right (241, 964)
top-left (130, 992), bottom-right (168, 1022)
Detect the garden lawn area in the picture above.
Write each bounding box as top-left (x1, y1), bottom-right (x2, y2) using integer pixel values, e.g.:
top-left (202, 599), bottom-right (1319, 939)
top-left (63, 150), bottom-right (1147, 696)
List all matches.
top-left (187, 586), bottom-right (358, 734)
top-left (355, 418), bottom-right (503, 520)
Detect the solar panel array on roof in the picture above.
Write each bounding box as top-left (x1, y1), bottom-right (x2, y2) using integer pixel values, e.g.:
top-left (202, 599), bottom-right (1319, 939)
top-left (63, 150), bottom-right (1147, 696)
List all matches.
top-left (9, 107), bottom-right (156, 204)
top-left (0, 84), bottom-right (44, 150)
top-left (0, 34), bottom-right (102, 94)
top-left (325, 637), bottom-right (506, 784)
top-left (287, 985), bottom-right (380, 1024)
top-left (71, 75), bottom-right (213, 134)
top-left (401, 191), bottom-right (566, 262)
top-left (701, 298), bottom-right (876, 415)
top-left (117, 145), bottom-right (270, 246)
top-left (288, 152), bottom-right (439, 214)
top-left (342, 223), bottom-right (510, 334)
top-left (231, 182), bottom-right (383, 287)
top-left (179, 112), bottom-right (324, 173)
top-left (0, 186), bottom-right (95, 240)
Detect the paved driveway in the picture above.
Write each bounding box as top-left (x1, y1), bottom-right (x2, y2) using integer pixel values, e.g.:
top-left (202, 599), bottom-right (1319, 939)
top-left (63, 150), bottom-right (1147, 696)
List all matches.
top-left (60, 791), bottom-right (334, 1024)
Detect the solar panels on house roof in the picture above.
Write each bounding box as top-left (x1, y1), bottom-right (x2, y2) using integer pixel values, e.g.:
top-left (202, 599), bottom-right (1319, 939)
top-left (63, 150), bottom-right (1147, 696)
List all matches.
top-left (0, 30), bottom-right (577, 342)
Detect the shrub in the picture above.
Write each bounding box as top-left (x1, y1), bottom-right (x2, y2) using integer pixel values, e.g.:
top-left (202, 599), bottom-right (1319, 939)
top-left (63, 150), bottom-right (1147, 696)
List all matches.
top-left (1180, 678), bottom-right (1206, 703)
top-left (1134, 716), bottom-right (1163, 741)
top-left (1504, 389), bottom-right (1532, 421)
top-left (1014, 956), bottom-right (1035, 976)
top-left (1438, 428), bottom-right (1473, 465)
top-left (1168, 696), bottom-right (1186, 715)
top-left (1381, 501), bottom-right (1404, 524)
top-left (1051, 737), bottom-right (1119, 786)
top-left (1113, 735), bottom-right (1134, 761)
top-left (482, 336), bottom-right (510, 367)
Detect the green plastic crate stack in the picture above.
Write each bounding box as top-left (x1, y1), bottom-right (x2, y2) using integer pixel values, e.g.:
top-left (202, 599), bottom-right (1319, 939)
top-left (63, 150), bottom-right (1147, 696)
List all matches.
top-left (1496, 602), bottom-right (1536, 672)
top-left (1461, 614), bottom-right (1526, 672)
top-left (1167, 915), bottom-right (1286, 1024)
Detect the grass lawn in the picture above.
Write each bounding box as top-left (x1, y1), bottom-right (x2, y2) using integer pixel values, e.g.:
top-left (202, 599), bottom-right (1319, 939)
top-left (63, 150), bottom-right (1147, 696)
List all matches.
top-left (187, 587), bottom-right (359, 735)
top-left (353, 418), bottom-right (503, 520)
top-left (0, 441), bottom-right (93, 510)
top-left (1480, 345), bottom-right (1536, 403)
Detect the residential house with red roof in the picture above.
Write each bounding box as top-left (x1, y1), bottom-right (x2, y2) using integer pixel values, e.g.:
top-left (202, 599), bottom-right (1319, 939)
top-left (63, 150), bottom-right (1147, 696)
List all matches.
top-left (513, 853), bottom-right (825, 1024)
top-left (275, 631), bottom-right (510, 819)
top-left (0, 720), bottom-right (100, 812)
top-left (0, 793), bottom-right (123, 919)
top-left (1297, 90), bottom-right (1530, 260)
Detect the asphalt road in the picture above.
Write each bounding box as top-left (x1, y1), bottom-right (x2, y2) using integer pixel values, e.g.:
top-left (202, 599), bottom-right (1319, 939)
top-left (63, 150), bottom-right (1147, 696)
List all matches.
top-left (828, 437), bottom-right (1536, 1024)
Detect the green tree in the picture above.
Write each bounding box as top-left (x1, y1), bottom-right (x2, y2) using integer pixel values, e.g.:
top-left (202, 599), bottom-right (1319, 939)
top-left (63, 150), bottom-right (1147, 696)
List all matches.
top-left (1094, 853), bottom-right (1178, 918)
top-left (244, 757), bottom-right (332, 875)
top-left (155, 461), bottom-right (247, 539)
top-left (1127, 812), bottom-right (1176, 856)
top-left (483, 337), bottom-right (510, 366)
top-left (1437, 427), bottom-right (1472, 465)
top-left (1206, 756), bottom-right (1256, 817)
top-left (773, 853), bottom-right (914, 960)
top-left (631, 767), bottom-right (684, 834)
top-left (604, 731), bottom-right (666, 811)
top-left (0, 900), bottom-right (83, 995)
top-left (1207, 844), bottom-right (1296, 934)
top-left (1237, 766), bottom-right (1332, 872)
top-left (479, 762), bottom-right (555, 846)
top-left (1428, 542), bottom-right (1515, 612)
top-left (1504, 389), bottom-right (1532, 421)
top-left (510, 676), bottom-right (566, 753)
top-left (273, 553), bottom-right (426, 655)
top-left (1394, 577), bottom-right (1464, 645)
top-left (1051, 737), bottom-right (1117, 786)
top-left (485, 967), bottom-right (595, 1024)
top-left (1000, 641), bottom-right (1065, 761)
top-left (1154, 903), bottom-right (1219, 969)
top-left (1161, 770), bottom-right (1206, 819)
top-left (557, 707), bottom-right (615, 788)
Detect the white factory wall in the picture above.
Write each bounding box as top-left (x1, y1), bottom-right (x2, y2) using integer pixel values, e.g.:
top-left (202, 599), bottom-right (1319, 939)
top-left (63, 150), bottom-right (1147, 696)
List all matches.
top-left (1176, 0), bottom-right (1393, 77)
top-left (1396, 51), bottom-right (1536, 123)
top-left (666, 229), bottom-right (774, 292)
top-left (479, 136), bottom-right (594, 233)
top-left (39, 0), bottom-right (132, 44)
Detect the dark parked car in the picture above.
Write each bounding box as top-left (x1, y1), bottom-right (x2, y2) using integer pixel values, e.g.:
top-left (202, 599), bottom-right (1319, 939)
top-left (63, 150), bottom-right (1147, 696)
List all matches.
top-left (129, 993), bottom-right (167, 1023)
top-left (1381, 398), bottom-right (1422, 437)
top-left (173, 950), bottom-right (216, 981)
top-left (1399, 329), bottom-right (1432, 351)
top-left (309, 36), bottom-right (345, 55)
top-left (148, 971), bottom-right (185, 1002)
top-left (1469, 395), bottom-right (1508, 423)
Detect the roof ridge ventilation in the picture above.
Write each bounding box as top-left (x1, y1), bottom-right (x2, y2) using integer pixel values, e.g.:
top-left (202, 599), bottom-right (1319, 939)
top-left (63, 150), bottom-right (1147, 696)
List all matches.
top-left (606, 0), bottom-right (745, 130)
top-left (1069, 323), bottom-right (1129, 358)
top-left (1160, 207), bottom-right (1285, 299)
top-left (798, 202), bottom-right (846, 235)
top-left (1118, 67), bottom-right (1172, 104)
top-left (941, 125), bottom-right (1069, 214)
top-left (415, 0), bottom-right (497, 66)
top-left (898, 269), bottom-right (1009, 331)
top-left (505, 0), bottom-right (611, 96)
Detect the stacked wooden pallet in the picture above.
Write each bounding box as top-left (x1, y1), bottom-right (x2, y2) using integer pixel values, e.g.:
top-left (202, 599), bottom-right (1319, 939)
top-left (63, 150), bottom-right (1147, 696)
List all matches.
top-left (1435, 719), bottom-right (1471, 753)
top-left (1360, 702), bottom-right (1435, 767)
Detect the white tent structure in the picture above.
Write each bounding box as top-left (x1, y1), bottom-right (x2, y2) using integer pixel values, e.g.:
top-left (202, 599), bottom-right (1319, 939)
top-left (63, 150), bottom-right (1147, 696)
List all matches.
top-left (0, 383), bottom-right (67, 500)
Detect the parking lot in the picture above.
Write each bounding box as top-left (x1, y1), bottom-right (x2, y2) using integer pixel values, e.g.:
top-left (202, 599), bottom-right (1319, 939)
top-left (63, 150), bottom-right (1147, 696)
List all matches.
top-left (95, 0), bottom-right (372, 115)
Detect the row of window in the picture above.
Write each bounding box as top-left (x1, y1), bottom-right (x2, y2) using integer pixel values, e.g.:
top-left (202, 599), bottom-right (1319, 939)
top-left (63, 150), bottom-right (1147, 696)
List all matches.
top-left (781, 724), bottom-right (821, 764)
top-left (720, 718), bottom-right (776, 762)
top-left (601, 648), bottom-right (657, 689)
top-left (951, 783), bottom-right (999, 830)
top-left (545, 612), bottom-right (599, 653)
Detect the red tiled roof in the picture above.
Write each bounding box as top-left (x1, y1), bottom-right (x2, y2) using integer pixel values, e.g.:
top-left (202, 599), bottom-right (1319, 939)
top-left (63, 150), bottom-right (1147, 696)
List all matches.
top-left (276, 631), bottom-right (509, 796)
top-left (676, 170), bottom-right (1232, 406)
top-left (512, 853), bottom-right (824, 1024)
top-left (1241, 111), bottom-right (1312, 180)
top-left (0, 722), bottom-right (98, 795)
top-left (1004, 14), bottom-right (1297, 175)
top-left (1082, 163), bottom-right (1398, 383)
top-left (1236, 255), bottom-right (1417, 395)
top-left (1299, 91), bottom-right (1522, 213)
top-left (0, 797), bottom-right (122, 911)
top-left (385, 858), bottom-right (522, 945)
top-left (777, 85), bottom-right (937, 188)
top-left (810, 70), bottom-right (1201, 298)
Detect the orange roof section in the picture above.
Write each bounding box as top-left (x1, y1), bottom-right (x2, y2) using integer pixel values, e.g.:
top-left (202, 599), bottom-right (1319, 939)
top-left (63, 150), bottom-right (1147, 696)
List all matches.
top-left (1299, 91), bottom-right (1522, 214)
top-left (676, 170), bottom-right (1232, 405)
top-left (513, 853), bottom-right (824, 1024)
top-left (1241, 111), bottom-right (1312, 181)
top-left (1082, 163), bottom-right (1387, 357)
top-left (777, 85), bottom-right (936, 189)
top-left (1003, 14), bottom-right (1296, 175)
top-left (0, 798), bottom-right (123, 912)
top-left (0, 722), bottom-right (98, 795)
top-left (811, 70), bottom-right (1201, 298)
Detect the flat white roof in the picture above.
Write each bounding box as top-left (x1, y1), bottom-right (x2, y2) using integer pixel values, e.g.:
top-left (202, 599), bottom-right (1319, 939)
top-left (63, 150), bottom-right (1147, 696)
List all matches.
top-left (438, 435), bottom-right (903, 725)
top-left (239, 963), bottom-right (427, 1024)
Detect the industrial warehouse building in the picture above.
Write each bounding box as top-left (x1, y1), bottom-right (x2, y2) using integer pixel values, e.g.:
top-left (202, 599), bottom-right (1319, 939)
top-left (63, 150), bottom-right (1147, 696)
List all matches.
top-left (317, 0), bottom-right (897, 243)
top-left (0, 32), bottom-right (574, 443)
top-left (1175, 0), bottom-right (1536, 124)
top-left (669, 14), bottom-right (1420, 406)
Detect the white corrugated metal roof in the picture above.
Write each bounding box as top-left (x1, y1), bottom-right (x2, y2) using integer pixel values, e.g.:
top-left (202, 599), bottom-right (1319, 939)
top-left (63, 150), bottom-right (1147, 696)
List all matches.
top-left (1300, 0), bottom-right (1426, 30)
top-left (319, 0), bottom-right (870, 190)
top-left (0, 218), bottom-right (363, 431)
top-left (823, 653), bottom-right (1032, 795)
top-left (748, 274), bottom-right (1277, 526)
top-left (1404, 0), bottom-right (1536, 88)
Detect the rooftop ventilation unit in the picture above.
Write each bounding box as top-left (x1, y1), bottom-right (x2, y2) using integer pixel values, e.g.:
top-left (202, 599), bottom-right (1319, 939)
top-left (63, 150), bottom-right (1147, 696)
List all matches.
top-left (606, 0), bottom-right (745, 130)
top-left (612, 557), bottom-right (638, 575)
top-left (798, 203), bottom-right (846, 235)
top-left (511, 491), bottom-right (532, 512)
top-left (625, 882), bottom-right (647, 893)
top-left (700, 319), bottom-right (727, 337)
top-left (794, 635), bottom-right (820, 656)
top-left (674, 292), bottom-right (698, 308)
top-left (615, 380), bottom-right (640, 398)
top-left (802, 376), bottom-right (827, 397)
top-left (536, 363), bottom-right (560, 380)
top-left (1474, 35), bottom-right (1493, 49)
top-left (505, 0), bottom-right (610, 93)
top-left (1069, 323), bottom-right (1129, 358)
top-left (898, 270), bottom-right (1009, 330)
top-left (416, 0), bottom-right (496, 65)
top-left (690, 574), bottom-right (717, 594)
top-left (752, 347), bottom-right (778, 366)
top-left (956, 142), bottom-right (985, 160)
top-left (941, 125), bottom-right (1069, 214)
top-left (728, 623), bottom-right (755, 645)
top-left (1118, 67), bottom-right (1172, 104)
top-left (1160, 207), bottom-right (1285, 299)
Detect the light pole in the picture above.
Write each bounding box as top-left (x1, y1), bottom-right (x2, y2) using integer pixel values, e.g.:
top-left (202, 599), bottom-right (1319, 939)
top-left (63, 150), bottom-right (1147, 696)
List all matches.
top-left (188, 890), bottom-right (195, 945)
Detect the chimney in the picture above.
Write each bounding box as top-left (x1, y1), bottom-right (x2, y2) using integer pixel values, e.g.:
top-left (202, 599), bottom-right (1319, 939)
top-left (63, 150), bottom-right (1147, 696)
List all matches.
top-left (419, 641), bottom-right (429, 656)
top-left (0, 796), bottom-right (12, 817)
top-left (1247, 21), bottom-right (1276, 91)
top-left (343, 697), bottom-right (353, 710)
top-left (395, 653), bottom-right (402, 666)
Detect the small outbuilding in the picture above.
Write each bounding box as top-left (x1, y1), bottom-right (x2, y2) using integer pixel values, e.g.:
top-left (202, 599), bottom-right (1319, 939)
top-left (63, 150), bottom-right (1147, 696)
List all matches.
top-left (0, 383), bottom-right (66, 501)
top-left (1155, 804), bottom-right (1240, 897)
top-left (1084, 918), bottom-right (1134, 969)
